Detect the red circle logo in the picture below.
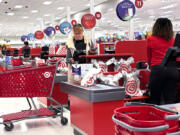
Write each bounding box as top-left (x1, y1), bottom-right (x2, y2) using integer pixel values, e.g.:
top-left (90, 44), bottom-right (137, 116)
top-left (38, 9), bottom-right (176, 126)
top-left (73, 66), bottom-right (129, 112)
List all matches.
top-left (35, 30), bottom-right (44, 39)
top-left (95, 12), bottom-right (102, 20)
top-left (81, 14), bottom-right (96, 29)
top-left (55, 25), bottom-right (60, 31)
top-left (135, 0), bottom-right (143, 8)
top-left (71, 20), bottom-right (77, 26)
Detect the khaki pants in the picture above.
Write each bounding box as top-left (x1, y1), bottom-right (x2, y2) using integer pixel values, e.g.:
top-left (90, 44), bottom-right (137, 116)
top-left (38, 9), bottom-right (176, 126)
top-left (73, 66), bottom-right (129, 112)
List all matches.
top-left (68, 64), bottom-right (72, 83)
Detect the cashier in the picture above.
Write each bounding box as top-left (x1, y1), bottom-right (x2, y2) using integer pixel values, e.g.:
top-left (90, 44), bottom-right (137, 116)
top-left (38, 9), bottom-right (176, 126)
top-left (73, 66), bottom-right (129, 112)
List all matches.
top-left (66, 23), bottom-right (95, 64)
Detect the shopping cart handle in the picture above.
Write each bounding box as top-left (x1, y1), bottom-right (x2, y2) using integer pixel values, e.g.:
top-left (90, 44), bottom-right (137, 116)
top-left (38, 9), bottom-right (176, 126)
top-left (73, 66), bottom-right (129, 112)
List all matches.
top-left (166, 130), bottom-right (180, 135)
top-left (125, 102), bottom-right (178, 114)
top-left (165, 114), bottom-right (180, 120)
top-left (112, 115), bottom-right (169, 132)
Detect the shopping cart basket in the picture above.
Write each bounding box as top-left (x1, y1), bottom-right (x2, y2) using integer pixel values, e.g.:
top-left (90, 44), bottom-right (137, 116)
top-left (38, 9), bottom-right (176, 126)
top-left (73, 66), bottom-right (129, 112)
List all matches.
top-left (112, 102), bottom-right (180, 135)
top-left (0, 59), bottom-right (68, 131)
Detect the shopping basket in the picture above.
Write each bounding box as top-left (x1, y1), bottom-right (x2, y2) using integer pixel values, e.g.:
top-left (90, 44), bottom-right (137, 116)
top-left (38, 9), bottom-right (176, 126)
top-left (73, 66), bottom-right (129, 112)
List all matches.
top-left (112, 102), bottom-right (180, 135)
top-left (0, 59), bottom-right (68, 131)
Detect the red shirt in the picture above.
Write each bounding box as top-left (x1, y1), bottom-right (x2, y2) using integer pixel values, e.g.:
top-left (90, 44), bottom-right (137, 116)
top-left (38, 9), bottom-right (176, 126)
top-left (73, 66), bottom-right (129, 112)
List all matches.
top-left (147, 36), bottom-right (174, 67)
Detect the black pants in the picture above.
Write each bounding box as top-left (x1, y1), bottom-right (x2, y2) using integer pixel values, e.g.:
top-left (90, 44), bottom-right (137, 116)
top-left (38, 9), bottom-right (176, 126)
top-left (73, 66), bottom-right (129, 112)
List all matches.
top-left (149, 65), bottom-right (179, 105)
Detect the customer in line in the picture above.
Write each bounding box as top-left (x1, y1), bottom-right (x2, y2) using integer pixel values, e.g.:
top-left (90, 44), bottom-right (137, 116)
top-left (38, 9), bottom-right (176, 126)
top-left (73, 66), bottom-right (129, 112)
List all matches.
top-left (147, 18), bottom-right (179, 105)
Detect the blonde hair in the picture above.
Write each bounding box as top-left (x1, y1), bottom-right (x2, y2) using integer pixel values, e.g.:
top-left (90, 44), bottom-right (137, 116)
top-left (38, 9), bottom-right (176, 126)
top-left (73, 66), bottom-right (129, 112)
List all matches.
top-left (73, 24), bottom-right (84, 33)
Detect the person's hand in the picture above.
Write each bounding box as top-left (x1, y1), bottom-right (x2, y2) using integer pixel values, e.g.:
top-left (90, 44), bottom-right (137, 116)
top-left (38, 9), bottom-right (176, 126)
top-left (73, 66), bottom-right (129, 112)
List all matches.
top-left (71, 58), bottom-right (75, 64)
top-left (89, 50), bottom-right (97, 55)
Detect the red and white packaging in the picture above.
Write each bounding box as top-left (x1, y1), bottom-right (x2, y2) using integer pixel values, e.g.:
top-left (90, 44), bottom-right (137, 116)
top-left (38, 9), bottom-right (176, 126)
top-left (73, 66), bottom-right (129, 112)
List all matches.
top-left (122, 70), bottom-right (142, 97)
top-left (91, 59), bottom-right (107, 73)
top-left (115, 57), bottom-right (134, 72)
top-left (56, 45), bottom-right (67, 55)
top-left (81, 68), bottom-right (101, 87)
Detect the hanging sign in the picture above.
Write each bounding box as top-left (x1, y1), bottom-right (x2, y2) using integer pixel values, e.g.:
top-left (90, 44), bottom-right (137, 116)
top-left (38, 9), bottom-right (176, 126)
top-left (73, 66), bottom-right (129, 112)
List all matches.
top-left (21, 35), bottom-right (27, 42)
top-left (71, 20), bottom-right (77, 26)
top-left (95, 12), bottom-right (102, 20)
top-left (55, 25), bottom-right (60, 31)
top-left (116, 0), bottom-right (136, 21)
top-left (27, 33), bottom-right (35, 41)
top-left (59, 21), bottom-right (72, 35)
top-left (35, 30), bottom-right (44, 40)
top-left (81, 14), bottom-right (96, 29)
top-left (45, 26), bottom-right (56, 37)
top-left (135, 0), bottom-right (143, 8)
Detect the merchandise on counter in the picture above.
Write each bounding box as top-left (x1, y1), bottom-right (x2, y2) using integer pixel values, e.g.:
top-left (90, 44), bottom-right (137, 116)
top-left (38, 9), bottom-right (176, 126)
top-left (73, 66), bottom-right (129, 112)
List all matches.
top-left (115, 57), bottom-right (134, 72)
top-left (81, 67), bottom-right (101, 87)
top-left (72, 64), bottom-right (93, 84)
top-left (97, 72), bottom-right (123, 86)
top-left (122, 70), bottom-right (142, 97)
top-left (91, 59), bottom-right (107, 72)
top-left (56, 45), bottom-right (67, 55)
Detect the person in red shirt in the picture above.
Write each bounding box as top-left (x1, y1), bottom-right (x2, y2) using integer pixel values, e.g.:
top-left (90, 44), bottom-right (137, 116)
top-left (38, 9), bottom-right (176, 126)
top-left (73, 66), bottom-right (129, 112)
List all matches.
top-left (147, 18), bottom-right (179, 105)
top-left (21, 41), bottom-right (30, 54)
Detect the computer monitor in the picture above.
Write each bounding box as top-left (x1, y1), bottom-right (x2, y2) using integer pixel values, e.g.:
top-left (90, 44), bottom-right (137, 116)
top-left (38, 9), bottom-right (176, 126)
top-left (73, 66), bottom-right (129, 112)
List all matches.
top-left (174, 34), bottom-right (180, 48)
top-left (160, 34), bottom-right (180, 67)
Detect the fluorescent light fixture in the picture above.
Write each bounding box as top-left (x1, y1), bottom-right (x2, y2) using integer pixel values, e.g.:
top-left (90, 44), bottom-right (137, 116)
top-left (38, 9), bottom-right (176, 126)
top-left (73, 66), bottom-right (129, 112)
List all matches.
top-left (14, 5), bottom-right (23, 8)
top-left (44, 14), bottom-right (50, 17)
top-left (86, 4), bottom-right (90, 7)
top-left (7, 12), bottom-right (14, 16)
top-left (22, 16), bottom-right (29, 19)
top-left (45, 21), bottom-right (50, 24)
top-left (149, 16), bottom-right (155, 18)
top-left (159, 3), bottom-right (177, 9)
top-left (162, 10), bottom-right (174, 14)
top-left (43, 1), bottom-right (52, 5)
top-left (57, 7), bottom-right (64, 10)
top-left (36, 18), bottom-right (42, 20)
top-left (31, 10), bottom-right (38, 13)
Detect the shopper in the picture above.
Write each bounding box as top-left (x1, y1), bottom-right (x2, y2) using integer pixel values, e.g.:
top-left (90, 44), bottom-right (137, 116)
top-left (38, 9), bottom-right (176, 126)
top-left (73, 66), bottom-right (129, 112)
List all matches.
top-left (21, 41), bottom-right (30, 54)
top-left (66, 23), bottom-right (96, 82)
top-left (147, 18), bottom-right (179, 105)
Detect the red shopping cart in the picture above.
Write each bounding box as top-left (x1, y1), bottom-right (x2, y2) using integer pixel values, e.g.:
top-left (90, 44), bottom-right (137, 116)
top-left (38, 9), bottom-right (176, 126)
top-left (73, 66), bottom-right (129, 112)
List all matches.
top-left (112, 102), bottom-right (180, 135)
top-left (0, 59), bottom-right (68, 131)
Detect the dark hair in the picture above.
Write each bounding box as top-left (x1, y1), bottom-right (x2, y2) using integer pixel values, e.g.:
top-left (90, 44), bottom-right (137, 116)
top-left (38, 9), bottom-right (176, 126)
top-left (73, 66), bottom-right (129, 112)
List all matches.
top-left (24, 41), bottom-right (29, 46)
top-left (152, 18), bottom-right (173, 41)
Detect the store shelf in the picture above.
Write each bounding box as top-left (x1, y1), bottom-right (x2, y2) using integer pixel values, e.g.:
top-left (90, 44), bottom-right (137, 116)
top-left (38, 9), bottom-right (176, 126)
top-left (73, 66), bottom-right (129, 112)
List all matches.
top-left (79, 53), bottom-right (133, 58)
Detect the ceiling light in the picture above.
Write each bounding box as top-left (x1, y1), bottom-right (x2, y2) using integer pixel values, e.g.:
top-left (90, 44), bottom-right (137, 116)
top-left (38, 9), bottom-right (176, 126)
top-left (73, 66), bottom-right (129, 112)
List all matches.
top-left (160, 3), bottom-right (177, 10)
top-left (43, 1), bottom-right (52, 5)
top-left (57, 7), bottom-right (64, 10)
top-left (22, 16), bottom-right (29, 19)
top-left (31, 10), bottom-right (38, 13)
top-left (7, 12), bottom-right (14, 16)
top-left (14, 5), bottom-right (23, 8)
top-left (45, 21), bottom-right (50, 24)
top-left (36, 18), bottom-right (42, 20)
top-left (44, 14), bottom-right (50, 17)
top-left (162, 11), bottom-right (174, 14)
top-left (86, 4), bottom-right (90, 7)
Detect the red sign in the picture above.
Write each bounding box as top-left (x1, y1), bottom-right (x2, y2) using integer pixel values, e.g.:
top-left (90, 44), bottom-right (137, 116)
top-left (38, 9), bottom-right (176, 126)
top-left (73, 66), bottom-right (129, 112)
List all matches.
top-left (71, 20), bottom-right (77, 26)
top-left (55, 25), bottom-right (60, 30)
top-left (95, 12), bottom-right (102, 20)
top-left (35, 30), bottom-right (44, 39)
top-left (81, 14), bottom-right (96, 29)
top-left (135, 0), bottom-right (143, 8)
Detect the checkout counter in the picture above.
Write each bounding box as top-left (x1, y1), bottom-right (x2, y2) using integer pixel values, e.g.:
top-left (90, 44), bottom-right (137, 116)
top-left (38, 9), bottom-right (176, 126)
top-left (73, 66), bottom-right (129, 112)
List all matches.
top-left (60, 82), bottom-right (125, 135)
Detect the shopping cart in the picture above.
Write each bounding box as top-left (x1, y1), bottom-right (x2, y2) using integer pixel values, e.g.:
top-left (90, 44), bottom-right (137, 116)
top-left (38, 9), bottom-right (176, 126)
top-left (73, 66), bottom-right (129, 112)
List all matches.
top-left (0, 59), bottom-right (68, 131)
top-left (112, 102), bottom-right (180, 135)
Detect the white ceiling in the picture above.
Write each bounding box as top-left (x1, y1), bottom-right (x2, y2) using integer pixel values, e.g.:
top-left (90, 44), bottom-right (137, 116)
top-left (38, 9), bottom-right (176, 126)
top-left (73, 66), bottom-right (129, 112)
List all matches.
top-left (0, 0), bottom-right (180, 38)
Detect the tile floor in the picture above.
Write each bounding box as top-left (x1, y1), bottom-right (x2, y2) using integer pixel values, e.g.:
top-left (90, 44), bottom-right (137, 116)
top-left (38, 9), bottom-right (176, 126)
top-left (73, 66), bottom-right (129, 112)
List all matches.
top-left (0, 98), bottom-right (74, 135)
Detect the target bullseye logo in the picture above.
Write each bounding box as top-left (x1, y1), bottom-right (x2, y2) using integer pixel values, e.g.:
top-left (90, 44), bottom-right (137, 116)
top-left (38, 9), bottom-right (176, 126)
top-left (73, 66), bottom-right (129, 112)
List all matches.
top-left (118, 64), bottom-right (129, 72)
top-left (99, 64), bottom-right (106, 72)
top-left (125, 80), bottom-right (138, 96)
top-left (44, 72), bottom-right (51, 78)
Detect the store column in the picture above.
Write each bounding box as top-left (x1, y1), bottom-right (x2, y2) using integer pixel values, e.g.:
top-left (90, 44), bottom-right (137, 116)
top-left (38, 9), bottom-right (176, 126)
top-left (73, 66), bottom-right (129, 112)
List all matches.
top-left (129, 18), bottom-right (134, 40)
top-left (90, 0), bottom-right (95, 45)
